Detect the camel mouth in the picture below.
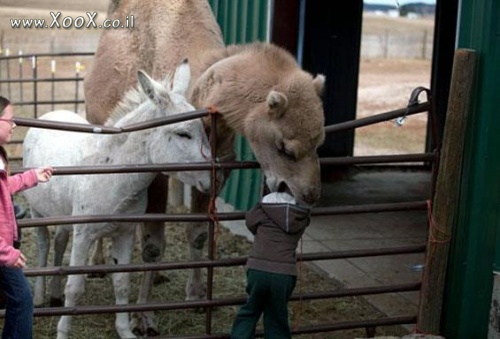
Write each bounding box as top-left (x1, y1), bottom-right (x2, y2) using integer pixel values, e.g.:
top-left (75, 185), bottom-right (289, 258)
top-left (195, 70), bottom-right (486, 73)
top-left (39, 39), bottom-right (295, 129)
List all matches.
top-left (276, 181), bottom-right (316, 207)
top-left (277, 181), bottom-right (292, 195)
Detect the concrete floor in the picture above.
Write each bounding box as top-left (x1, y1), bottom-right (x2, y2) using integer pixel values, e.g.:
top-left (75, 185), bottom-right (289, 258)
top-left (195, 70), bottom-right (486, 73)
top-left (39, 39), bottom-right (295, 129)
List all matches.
top-left (219, 166), bottom-right (432, 329)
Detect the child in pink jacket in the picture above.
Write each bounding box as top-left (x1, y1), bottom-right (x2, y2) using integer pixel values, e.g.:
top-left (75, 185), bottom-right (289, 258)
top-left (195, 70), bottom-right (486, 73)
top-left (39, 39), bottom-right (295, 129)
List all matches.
top-left (0, 96), bottom-right (53, 338)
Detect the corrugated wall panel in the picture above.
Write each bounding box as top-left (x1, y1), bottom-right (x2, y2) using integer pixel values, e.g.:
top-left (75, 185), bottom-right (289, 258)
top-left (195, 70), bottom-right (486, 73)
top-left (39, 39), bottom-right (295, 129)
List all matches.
top-left (442, 0), bottom-right (500, 337)
top-left (208, 0), bottom-right (269, 211)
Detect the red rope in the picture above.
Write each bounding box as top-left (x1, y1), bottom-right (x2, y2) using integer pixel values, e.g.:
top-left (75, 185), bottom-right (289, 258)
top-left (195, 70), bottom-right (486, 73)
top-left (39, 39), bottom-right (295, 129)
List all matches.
top-left (413, 199), bottom-right (450, 335)
top-left (207, 105), bottom-right (218, 116)
top-left (426, 199), bottom-right (451, 244)
top-left (204, 106), bottom-right (221, 258)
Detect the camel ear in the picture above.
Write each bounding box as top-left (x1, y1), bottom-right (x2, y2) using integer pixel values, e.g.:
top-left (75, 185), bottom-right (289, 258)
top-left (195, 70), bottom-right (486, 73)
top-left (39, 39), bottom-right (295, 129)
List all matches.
top-left (312, 74), bottom-right (326, 97)
top-left (267, 91), bottom-right (288, 119)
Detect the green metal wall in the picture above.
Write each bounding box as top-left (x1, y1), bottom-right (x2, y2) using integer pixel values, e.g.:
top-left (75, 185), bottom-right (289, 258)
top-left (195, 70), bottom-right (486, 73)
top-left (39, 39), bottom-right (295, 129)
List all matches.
top-left (442, 0), bottom-right (500, 337)
top-left (208, 0), bottom-right (269, 211)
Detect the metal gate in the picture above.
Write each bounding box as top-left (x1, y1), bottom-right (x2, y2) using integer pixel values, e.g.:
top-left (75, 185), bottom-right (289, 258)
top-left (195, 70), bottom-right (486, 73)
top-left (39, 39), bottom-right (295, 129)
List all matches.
top-left (0, 51), bottom-right (456, 338)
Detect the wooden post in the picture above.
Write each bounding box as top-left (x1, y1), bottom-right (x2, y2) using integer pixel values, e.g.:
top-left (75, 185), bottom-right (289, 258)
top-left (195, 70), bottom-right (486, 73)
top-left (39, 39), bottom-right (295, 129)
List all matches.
top-left (417, 49), bottom-right (477, 332)
top-left (421, 29), bottom-right (428, 59)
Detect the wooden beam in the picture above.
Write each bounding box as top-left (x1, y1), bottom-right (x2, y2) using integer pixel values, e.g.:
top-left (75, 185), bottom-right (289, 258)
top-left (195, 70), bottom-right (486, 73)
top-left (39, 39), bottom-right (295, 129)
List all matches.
top-left (417, 48), bottom-right (477, 333)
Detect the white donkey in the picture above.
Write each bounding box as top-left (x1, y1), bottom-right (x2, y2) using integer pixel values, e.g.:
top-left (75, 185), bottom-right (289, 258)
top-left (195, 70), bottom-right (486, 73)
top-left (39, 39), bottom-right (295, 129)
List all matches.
top-left (22, 60), bottom-right (213, 339)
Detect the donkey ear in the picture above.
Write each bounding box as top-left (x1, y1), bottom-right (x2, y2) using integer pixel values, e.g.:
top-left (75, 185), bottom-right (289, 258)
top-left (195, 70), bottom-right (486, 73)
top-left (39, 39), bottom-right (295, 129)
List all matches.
top-left (138, 70), bottom-right (157, 100)
top-left (312, 74), bottom-right (326, 97)
top-left (267, 91), bottom-right (288, 119)
top-left (138, 70), bottom-right (172, 106)
top-left (172, 58), bottom-right (191, 95)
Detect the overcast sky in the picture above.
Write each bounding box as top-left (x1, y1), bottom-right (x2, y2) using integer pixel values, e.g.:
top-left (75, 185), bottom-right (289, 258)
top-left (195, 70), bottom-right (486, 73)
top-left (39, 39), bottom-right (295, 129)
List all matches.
top-left (364, 0), bottom-right (436, 5)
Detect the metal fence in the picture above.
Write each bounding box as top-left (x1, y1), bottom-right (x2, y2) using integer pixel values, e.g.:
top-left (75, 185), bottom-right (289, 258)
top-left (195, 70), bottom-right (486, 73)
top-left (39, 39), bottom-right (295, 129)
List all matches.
top-left (0, 52), bottom-right (437, 338)
top-left (361, 30), bottom-right (433, 60)
top-left (0, 52), bottom-right (93, 161)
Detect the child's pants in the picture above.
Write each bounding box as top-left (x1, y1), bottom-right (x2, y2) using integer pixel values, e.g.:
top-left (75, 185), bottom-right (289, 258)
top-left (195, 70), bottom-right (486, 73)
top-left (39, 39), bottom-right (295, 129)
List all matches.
top-left (231, 269), bottom-right (297, 339)
top-left (0, 266), bottom-right (33, 339)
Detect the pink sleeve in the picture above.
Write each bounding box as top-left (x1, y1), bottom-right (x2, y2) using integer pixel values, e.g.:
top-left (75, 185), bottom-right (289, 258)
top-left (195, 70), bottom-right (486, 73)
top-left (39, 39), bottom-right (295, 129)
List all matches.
top-left (0, 237), bottom-right (20, 266)
top-left (7, 169), bottom-right (38, 194)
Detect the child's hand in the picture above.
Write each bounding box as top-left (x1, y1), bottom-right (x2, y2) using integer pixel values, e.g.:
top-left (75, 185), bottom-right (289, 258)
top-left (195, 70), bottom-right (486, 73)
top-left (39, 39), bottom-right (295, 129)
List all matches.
top-left (13, 253), bottom-right (27, 269)
top-left (35, 166), bottom-right (53, 183)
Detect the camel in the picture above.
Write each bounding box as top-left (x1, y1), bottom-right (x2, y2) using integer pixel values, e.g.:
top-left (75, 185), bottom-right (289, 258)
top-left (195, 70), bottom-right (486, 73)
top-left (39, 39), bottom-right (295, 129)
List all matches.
top-left (83, 0), bottom-right (326, 336)
top-left (23, 61), bottom-right (214, 339)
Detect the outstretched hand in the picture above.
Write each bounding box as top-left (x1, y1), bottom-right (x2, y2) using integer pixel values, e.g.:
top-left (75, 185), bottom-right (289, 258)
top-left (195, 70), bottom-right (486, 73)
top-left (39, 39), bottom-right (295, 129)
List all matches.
top-left (35, 166), bottom-right (53, 183)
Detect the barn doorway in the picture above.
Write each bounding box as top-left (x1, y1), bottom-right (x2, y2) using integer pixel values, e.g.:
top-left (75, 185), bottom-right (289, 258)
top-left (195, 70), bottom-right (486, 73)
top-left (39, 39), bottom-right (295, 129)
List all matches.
top-left (356, 1), bottom-right (435, 156)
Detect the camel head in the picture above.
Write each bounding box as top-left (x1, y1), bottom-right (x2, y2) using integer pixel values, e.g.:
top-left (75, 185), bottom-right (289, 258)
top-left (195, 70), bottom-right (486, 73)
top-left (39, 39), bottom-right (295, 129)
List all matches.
top-left (191, 43), bottom-right (326, 205)
top-left (243, 72), bottom-right (326, 206)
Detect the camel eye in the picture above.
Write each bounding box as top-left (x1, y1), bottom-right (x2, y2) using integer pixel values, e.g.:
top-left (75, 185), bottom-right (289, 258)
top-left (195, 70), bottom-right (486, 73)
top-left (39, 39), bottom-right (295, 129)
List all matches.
top-left (277, 142), bottom-right (296, 161)
top-left (175, 131), bottom-right (192, 139)
top-left (283, 149), bottom-right (296, 161)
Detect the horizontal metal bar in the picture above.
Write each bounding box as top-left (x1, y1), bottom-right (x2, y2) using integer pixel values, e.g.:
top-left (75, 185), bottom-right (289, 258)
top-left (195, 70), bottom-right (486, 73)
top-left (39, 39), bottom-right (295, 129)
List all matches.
top-left (17, 212), bottom-right (243, 227)
top-left (320, 152), bottom-right (436, 165)
top-left (0, 77), bottom-right (83, 84)
top-left (324, 102), bottom-right (430, 133)
top-left (13, 108), bottom-right (210, 133)
top-left (292, 282), bottom-right (421, 301)
top-left (292, 316), bottom-right (417, 336)
top-left (167, 315), bottom-right (418, 338)
top-left (300, 244), bottom-right (426, 261)
top-left (11, 153), bottom-right (434, 176)
top-left (312, 200), bottom-right (428, 216)
top-left (20, 283), bottom-right (419, 317)
top-left (12, 100), bottom-right (85, 106)
top-left (12, 161), bottom-right (259, 176)
top-left (0, 52), bottom-right (94, 60)
top-left (23, 244), bottom-right (426, 277)
top-left (167, 314), bottom-right (418, 338)
top-left (17, 200), bottom-right (428, 227)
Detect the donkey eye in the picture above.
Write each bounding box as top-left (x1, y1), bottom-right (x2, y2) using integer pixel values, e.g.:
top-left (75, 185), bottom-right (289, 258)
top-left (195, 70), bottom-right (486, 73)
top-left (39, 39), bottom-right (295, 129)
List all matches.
top-left (175, 131), bottom-right (192, 139)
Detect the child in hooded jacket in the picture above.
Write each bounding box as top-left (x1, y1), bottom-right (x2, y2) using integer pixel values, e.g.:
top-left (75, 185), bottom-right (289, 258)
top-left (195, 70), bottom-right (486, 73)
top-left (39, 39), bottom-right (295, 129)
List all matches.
top-left (231, 191), bottom-right (311, 339)
top-left (0, 96), bottom-right (53, 338)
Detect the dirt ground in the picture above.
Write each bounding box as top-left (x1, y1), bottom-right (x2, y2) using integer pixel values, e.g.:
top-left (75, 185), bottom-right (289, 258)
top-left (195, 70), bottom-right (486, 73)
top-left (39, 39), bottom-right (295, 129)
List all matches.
top-left (356, 58), bottom-right (431, 156)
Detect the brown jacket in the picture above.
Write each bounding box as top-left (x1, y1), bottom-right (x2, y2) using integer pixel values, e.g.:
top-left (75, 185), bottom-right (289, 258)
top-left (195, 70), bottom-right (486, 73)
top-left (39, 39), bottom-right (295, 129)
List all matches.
top-left (245, 202), bottom-right (311, 276)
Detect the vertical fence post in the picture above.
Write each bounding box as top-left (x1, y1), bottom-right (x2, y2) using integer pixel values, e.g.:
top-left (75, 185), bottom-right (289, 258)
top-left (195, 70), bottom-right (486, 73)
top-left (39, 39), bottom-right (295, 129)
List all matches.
top-left (50, 32), bottom-right (55, 54)
top-left (0, 50), bottom-right (2, 94)
top-left (5, 48), bottom-right (11, 99)
top-left (205, 112), bottom-right (218, 335)
top-left (417, 49), bottom-right (477, 333)
top-left (18, 51), bottom-right (23, 102)
top-left (51, 60), bottom-right (56, 111)
top-left (421, 29), bottom-right (428, 59)
top-left (0, 30), bottom-right (3, 95)
top-left (32, 56), bottom-right (38, 118)
top-left (75, 61), bottom-right (81, 113)
top-left (384, 29), bottom-right (389, 58)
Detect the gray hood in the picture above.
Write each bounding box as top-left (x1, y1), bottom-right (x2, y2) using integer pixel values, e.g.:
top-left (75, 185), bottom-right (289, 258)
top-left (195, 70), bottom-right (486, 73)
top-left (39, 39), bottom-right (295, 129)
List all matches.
top-left (246, 203), bottom-right (311, 234)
